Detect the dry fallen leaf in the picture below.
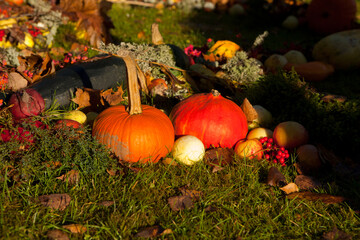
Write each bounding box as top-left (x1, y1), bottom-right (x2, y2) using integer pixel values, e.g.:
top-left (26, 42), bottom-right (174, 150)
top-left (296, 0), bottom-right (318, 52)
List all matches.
top-left (56, 169), bottom-right (80, 185)
top-left (135, 225), bottom-right (171, 238)
top-left (151, 23), bottom-right (164, 45)
top-left (322, 226), bottom-right (352, 240)
top-left (280, 182), bottom-right (299, 194)
top-left (72, 87), bottom-right (105, 111)
top-left (321, 93), bottom-right (347, 103)
top-left (7, 72), bottom-right (28, 91)
top-left (294, 175), bottom-right (322, 190)
top-left (286, 192), bottom-right (346, 204)
top-left (204, 148), bottom-right (234, 167)
top-left (32, 52), bottom-right (55, 82)
top-left (162, 157), bottom-right (178, 166)
top-left (267, 166), bottom-right (287, 187)
top-left (98, 200), bottom-right (115, 207)
top-left (38, 193), bottom-right (71, 211)
top-left (100, 86), bottom-right (124, 106)
top-left (47, 229), bottom-right (70, 240)
top-left (59, 0), bottom-right (109, 47)
top-left (168, 195), bottom-right (194, 211)
top-left (63, 224), bottom-right (87, 234)
top-left (240, 98), bottom-right (258, 122)
top-left (179, 186), bottom-right (204, 201)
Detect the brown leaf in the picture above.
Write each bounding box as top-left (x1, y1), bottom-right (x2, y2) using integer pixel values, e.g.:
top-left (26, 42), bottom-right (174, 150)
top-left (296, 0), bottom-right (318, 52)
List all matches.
top-left (204, 147), bottom-right (234, 167)
top-left (98, 200), bottom-right (115, 207)
top-left (38, 193), bottom-right (71, 211)
top-left (72, 88), bottom-right (105, 111)
top-left (56, 170), bottom-right (80, 185)
top-left (267, 166), bottom-right (287, 187)
top-left (44, 161), bottom-right (62, 169)
top-left (240, 98), bottom-right (258, 122)
top-left (59, 0), bottom-right (108, 47)
top-left (63, 224), bottom-right (87, 234)
top-left (294, 175), bottom-right (322, 190)
top-left (47, 229), bottom-right (70, 240)
top-left (179, 186), bottom-right (203, 201)
top-left (162, 157), bottom-right (178, 166)
top-left (32, 52), bottom-right (55, 82)
top-left (7, 72), bottom-right (28, 91)
top-left (212, 165), bottom-right (225, 173)
top-left (151, 23), bottom-right (164, 45)
top-left (286, 192), bottom-right (346, 204)
top-left (321, 94), bottom-right (347, 103)
top-left (159, 64), bottom-right (185, 86)
top-left (168, 195), bottom-right (194, 211)
top-left (322, 226), bottom-right (352, 240)
top-left (100, 86), bottom-right (124, 106)
top-left (135, 225), bottom-right (165, 238)
top-left (280, 182), bottom-right (299, 194)
top-left (72, 88), bottom-right (91, 109)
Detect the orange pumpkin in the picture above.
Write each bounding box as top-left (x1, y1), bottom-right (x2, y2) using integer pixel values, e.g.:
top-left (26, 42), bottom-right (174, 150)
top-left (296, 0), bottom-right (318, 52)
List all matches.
top-left (306, 0), bottom-right (357, 35)
top-left (92, 55), bottom-right (174, 163)
top-left (283, 61), bottom-right (334, 82)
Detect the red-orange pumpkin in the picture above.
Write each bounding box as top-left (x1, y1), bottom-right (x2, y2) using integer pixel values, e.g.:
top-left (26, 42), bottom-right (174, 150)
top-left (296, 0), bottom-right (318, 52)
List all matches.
top-left (169, 90), bottom-right (248, 149)
top-left (306, 0), bottom-right (357, 35)
top-left (92, 55), bottom-right (174, 163)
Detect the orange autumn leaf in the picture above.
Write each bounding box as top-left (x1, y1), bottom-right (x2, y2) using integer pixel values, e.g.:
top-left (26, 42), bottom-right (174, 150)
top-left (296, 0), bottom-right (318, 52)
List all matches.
top-left (100, 86), bottom-right (125, 106)
top-left (72, 88), bottom-right (105, 111)
top-left (137, 31), bottom-right (146, 40)
top-left (63, 224), bottom-right (87, 234)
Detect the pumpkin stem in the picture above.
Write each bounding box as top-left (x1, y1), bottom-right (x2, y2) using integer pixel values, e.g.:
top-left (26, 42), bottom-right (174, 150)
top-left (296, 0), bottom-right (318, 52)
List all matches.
top-left (122, 55), bottom-right (142, 115)
top-left (211, 89), bottom-right (221, 97)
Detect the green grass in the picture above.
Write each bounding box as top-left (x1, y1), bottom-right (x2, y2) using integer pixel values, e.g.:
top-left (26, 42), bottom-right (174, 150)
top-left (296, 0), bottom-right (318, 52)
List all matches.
top-left (1, 124), bottom-right (359, 239)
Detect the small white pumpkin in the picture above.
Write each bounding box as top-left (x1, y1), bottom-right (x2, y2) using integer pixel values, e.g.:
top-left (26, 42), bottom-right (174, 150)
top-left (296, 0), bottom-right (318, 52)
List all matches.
top-left (284, 50), bottom-right (307, 65)
top-left (172, 135), bottom-right (205, 165)
top-left (264, 54), bottom-right (288, 72)
top-left (312, 29), bottom-right (360, 70)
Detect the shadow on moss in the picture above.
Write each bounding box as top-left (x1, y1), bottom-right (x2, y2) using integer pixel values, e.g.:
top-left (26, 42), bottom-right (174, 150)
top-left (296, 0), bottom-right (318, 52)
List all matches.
top-left (237, 71), bottom-right (360, 161)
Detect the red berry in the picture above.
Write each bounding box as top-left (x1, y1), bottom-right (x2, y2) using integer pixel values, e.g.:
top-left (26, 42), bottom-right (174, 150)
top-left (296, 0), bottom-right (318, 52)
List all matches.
top-left (279, 158), bottom-right (285, 164)
top-left (266, 143), bottom-right (272, 148)
top-left (267, 138), bottom-right (273, 143)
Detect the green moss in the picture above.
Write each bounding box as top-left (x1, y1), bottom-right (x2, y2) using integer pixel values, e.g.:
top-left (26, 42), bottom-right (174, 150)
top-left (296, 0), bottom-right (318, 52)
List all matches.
top-left (238, 71), bottom-right (360, 159)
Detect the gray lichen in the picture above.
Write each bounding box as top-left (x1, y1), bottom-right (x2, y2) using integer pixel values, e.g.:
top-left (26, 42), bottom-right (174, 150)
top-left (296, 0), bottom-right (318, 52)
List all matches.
top-left (1, 48), bottom-right (20, 67)
top-left (220, 51), bottom-right (263, 86)
top-left (99, 42), bottom-right (177, 79)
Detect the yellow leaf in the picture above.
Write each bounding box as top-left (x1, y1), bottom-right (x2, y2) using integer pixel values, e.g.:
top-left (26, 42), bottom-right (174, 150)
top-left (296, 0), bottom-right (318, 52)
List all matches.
top-left (63, 224), bottom-right (87, 234)
top-left (280, 182), bottom-right (299, 194)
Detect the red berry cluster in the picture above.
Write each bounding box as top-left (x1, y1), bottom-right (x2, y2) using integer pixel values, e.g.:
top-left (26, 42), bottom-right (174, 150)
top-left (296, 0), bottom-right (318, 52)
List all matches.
top-left (23, 69), bottom-right (33, 78)
top-left (0, 71), bottom-right (8, 90)
top-left (28, 26), bottom-right (41, 38)
top-left (260, 137), bottom-right (290, 167)
top-left (0, 29), bottom-right (6, 41)
top-left (0, 120), bottom-right (47, 149)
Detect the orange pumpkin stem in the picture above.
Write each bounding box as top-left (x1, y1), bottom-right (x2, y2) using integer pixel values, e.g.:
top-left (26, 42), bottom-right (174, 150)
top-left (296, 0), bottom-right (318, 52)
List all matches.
top-left (122, 55), bottom-right (143, 115)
